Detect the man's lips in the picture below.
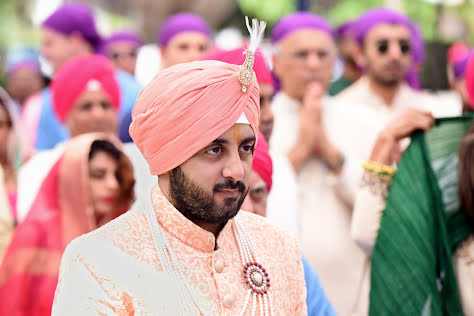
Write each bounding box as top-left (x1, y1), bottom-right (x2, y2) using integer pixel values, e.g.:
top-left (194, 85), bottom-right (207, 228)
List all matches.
top-left (216, 189), bottom-right (240, 197)
top-left (103, 196), bottom-right (116, 204)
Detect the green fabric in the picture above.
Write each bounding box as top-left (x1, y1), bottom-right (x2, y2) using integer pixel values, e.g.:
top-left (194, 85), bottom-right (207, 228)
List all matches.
top-left (369, 115), bottom-right (474, 316)
top-left (328, 76), bottom-right (353, 96)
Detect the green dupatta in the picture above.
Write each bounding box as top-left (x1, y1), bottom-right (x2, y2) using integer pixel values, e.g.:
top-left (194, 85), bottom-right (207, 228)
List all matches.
top-left (369, 115), bottom-right (474, 316)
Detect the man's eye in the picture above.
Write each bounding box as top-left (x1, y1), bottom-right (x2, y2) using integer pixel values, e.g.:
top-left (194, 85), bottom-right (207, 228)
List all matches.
top-left (80, 103), bottom-right (92, 111)
top-left (294, 50), bottom-right (308, 59)
top-left (241, 144), bottom-right (254, 153)
top-left (317, 50), bottom-right (329, 59)
top-left (206, 147), bottom-right (221, 155)
top-left (101, 101), bottom-right (112, 110)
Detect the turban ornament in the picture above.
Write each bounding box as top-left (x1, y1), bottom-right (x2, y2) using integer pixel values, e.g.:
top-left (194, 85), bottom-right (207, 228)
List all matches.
top-left (239, 17), bottom-right (266, 93)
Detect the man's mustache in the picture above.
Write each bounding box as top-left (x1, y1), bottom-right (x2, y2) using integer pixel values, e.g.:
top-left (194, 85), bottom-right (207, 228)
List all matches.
top-left (214, 180), bottom-right (246, 192)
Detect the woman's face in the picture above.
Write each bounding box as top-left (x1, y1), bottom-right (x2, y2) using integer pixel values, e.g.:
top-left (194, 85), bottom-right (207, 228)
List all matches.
top-left (0, 105), bottom-right (12, 156)
top-left (88, 151), bottom-right (120, 224)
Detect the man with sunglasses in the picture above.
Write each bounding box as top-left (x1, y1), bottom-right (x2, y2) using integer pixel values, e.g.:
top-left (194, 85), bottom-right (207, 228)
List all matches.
top-left (270, 12), bottom-right (367, 315)
top-left (329, 8), bottom-right (462, 315)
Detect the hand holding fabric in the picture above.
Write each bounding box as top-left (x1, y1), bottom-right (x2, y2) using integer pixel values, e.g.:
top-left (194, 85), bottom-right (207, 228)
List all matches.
top-left (369, 108), bottom-right (434, 165)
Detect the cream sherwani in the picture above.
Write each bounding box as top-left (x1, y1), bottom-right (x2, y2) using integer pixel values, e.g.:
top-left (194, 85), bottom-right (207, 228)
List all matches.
top-left (52, 186), bottom-right (307, 315)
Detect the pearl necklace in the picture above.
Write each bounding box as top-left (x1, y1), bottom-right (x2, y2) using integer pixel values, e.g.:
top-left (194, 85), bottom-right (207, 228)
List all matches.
top-left (145, 204), bottom-right (274, 315)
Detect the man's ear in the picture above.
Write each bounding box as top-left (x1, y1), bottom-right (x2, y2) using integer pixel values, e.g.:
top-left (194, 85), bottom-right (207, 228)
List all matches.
top-left (353, 42), bottom-right (366, 69)
top-left (69, 31), bottom-right (93, 53)
top-left (272, 52), bottom-right (282, 79)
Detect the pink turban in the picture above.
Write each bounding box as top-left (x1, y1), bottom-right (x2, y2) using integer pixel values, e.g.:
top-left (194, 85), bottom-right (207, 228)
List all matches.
top-left (130, 60), bottom-right (260, 175)
top-left (465, 52), bottom-right (474, 109)
top-left (252, 131), bottom-right (273, 192)
top-left (51, 54), bottom-right (120, 122)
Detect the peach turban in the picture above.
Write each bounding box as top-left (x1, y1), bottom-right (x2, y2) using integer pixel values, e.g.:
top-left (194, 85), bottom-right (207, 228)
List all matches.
top-left (129, 60), bottom-right (260, 175)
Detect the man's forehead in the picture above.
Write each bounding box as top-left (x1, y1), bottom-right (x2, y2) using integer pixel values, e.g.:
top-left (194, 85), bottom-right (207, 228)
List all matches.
top-left (366, 23), bottom-right (411, 41)
top-left (213, 124), bottom-right (255, 143)
top-left (279, 28), bottom-right (335, 51)
top-left (166, 31), bottom-right (209, 47)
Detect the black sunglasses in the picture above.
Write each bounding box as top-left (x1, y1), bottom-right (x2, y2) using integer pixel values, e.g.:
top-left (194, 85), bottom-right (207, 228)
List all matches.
top-left (376, 39), bottom-right (411, 55)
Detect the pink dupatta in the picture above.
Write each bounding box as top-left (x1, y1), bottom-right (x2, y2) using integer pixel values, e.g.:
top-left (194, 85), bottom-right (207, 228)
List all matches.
top-left (0, 133), bottom-right (134, 315)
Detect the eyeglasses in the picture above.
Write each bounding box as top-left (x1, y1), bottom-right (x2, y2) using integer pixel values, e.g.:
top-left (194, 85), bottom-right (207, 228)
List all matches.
top-left (110, 50), bottom-right (137, 60)
top-left (376, 39), bottom-right (411, 55)
top-left (283, 48), bottom-right (334, 65)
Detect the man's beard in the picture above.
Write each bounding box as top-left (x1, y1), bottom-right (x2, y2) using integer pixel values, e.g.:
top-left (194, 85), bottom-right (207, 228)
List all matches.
top-left (169, 167), bottom-right (248, 224)
top-left (368, 62), bottom-right (405, 87)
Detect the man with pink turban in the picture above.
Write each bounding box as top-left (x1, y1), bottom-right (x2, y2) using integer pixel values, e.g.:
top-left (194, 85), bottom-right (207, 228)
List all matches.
top-left (52, 26), bottom-right (307, 313)
top-left (17, 54), bottom-right (122, 223)
top-left (19, 2), bottom-right (142, 152)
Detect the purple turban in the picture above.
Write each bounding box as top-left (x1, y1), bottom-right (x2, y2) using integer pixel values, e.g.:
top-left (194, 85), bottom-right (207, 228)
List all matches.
top-left (271, 12), bottom-right (334, 44)
top-left (105, 31), bottom-right (143, 48)
top-left (336, 21), bottom-right (356, 41)
top-left (42, 2), bottom-right (102, 51)
top-left (158, 13), bottom-right (211, 47)
top-left (5, 46), bottom-right (41, 75)
top-left (447, 43), bottom-right (470, 80)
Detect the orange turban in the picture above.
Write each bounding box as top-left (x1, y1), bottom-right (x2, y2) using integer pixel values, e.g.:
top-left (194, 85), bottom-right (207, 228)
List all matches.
top-left (129, 60), bottom-right (260, 175)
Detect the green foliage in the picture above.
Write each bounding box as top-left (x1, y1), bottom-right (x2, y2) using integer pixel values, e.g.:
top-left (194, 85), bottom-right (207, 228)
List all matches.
top-left (237, 0), bottom-right (296, 26)
top-left (402, 0), bottom-right (438, 41)
top-left (326, 0), bottom-right (384, 26)
top-left (0, 0), bottom-right (38, 50)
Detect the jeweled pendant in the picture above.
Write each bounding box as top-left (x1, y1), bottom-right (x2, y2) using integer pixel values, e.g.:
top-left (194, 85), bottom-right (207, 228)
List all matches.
top-left (243, 262), bottom-right (271, 295)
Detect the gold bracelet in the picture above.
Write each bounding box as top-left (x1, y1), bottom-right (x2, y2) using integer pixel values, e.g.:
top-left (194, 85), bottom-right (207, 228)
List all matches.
top-left (362, 160), bottom-right (395, 177)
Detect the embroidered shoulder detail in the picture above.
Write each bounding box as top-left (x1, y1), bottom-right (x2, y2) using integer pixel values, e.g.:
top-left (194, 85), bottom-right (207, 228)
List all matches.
top-left (92, 211), bottom-right (161, 266)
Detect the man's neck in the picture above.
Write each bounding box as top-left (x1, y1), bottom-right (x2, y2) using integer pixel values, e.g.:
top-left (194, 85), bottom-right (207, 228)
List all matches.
top-left (367, 76), bottom-right (402, 107)
top-left (195, 221), bottom-right (227, 242)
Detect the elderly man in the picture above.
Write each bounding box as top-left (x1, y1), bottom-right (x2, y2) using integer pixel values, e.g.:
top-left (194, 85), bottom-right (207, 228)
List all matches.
top-left (158, 12), bottom-right (212, 69)
top-left (270, 12), bottom-right (364, 315)
top-left (20, 2), bottom-right (141, 151)
top-left (52, 21), bottom-right (307, 313)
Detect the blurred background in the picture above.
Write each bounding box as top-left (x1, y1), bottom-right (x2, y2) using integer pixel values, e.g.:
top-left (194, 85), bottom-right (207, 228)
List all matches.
top-left (1, 0), bottom-right (474, 89)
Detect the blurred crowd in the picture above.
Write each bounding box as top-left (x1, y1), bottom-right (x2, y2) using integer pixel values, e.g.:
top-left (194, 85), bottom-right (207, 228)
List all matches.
top-left (0, 2), bottom-right (473, 315)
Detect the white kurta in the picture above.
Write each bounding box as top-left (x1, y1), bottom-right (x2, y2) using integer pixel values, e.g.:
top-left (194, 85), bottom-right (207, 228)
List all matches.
top-left (271, 79), bottom-right (462, 315)
top-left (336, 77), bottom-right (463, 315)
top-left (270, 91), bottom-right (364, 316)
top-left (266, 152), bottom-right (301, 240)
